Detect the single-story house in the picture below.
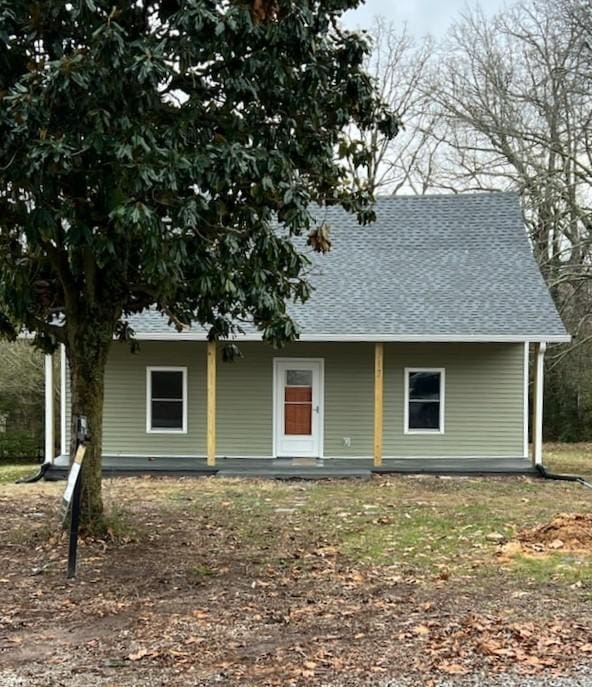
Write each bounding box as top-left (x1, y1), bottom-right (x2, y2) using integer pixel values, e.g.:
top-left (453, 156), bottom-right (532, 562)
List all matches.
top-left (44, 192), bottom-right (569, 476)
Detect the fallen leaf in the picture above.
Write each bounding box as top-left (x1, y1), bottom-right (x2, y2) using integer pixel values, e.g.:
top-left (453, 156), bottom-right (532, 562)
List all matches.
top-left (440, 662), bottom-right (469, 674)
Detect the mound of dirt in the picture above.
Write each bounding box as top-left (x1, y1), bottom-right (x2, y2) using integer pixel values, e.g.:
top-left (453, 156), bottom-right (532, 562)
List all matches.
top-left (518, 512), bottom-right (592, 552)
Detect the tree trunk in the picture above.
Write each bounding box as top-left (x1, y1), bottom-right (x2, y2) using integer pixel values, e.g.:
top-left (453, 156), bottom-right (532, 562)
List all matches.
top-left (66, 321), bottom-right (114, 535)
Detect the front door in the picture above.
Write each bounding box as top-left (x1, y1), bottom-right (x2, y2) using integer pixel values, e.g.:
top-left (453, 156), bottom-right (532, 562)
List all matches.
top-left (273, 359), bottom-right (324, 458)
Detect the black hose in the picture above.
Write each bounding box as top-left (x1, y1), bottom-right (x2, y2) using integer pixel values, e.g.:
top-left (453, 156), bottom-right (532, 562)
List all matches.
top-left (536, 464), bottom-right (592, 490)
top-left (16, 461), bottom-right (52, 484)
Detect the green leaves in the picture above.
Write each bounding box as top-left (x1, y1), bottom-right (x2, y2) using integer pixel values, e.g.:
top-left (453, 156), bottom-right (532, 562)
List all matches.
top-left (0, 0), bottom-right (396, 348)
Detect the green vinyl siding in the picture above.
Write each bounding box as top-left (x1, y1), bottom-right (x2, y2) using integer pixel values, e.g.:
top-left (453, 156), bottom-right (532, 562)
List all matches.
top-left (383, 343), bottom-right (525, 457)
top-left (216, 342), bottom-right (374, 457)
top-left (69, 340), bottom-right (526, 459)
top-left (103, 342), bottom-right (206, 455)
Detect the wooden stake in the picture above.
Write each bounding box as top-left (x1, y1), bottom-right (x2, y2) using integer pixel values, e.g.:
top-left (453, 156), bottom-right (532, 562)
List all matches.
top-left (207, 341), bottom-right (217, 466)
top-left (373, 343), bottom-right (384, 467)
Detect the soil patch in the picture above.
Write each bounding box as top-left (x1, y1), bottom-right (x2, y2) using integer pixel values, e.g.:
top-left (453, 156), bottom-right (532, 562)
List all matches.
top-left (518, 512), bottom-right (592, 552)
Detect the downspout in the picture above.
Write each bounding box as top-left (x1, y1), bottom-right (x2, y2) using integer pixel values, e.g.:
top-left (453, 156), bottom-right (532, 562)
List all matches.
top-left (533, 342), bottom-right (546, 468)
top-left (60, 344), bottom-right (67, 457)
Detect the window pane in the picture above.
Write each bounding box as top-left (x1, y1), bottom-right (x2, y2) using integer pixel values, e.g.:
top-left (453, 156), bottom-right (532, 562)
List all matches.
top-left (285, 403), bottom-right (312, 435)
top-left (151, 400), bottom-right (183, 429)
top-left (409, 372), bottom-right (440, 401)
top-left (285, 387), bottom-right (312, 402)
top-left (286, 369), bottom-right (312, 386)
top-left (152, 371), bottom-right (183, 399)
top-left (408, 401), bottom-right (440, 430)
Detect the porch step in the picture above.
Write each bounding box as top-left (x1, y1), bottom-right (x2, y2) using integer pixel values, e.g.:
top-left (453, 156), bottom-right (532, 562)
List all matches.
top-left (217, 468), bottom-right (371, 480)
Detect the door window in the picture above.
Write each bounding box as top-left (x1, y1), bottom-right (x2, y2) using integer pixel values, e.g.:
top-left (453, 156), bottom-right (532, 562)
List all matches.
top-left (284, 369), bottom-right (313, 435)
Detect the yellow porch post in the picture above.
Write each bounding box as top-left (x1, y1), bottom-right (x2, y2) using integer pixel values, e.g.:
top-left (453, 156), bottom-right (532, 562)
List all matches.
top-left (207, 341), bottom-right (217, 466)
top-left (373, 342), bottom-right (384, 467)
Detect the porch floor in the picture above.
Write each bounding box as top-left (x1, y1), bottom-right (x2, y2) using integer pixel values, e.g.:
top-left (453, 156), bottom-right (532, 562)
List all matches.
top-left (46, 455), bottom-right (537, 480)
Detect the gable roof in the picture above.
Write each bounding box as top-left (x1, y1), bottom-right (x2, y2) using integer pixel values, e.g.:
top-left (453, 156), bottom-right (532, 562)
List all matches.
top-left (130, 192), bottom-right (569, 343)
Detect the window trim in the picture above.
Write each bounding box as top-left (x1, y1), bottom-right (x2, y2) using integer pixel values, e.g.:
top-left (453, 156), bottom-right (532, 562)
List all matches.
top-left (404, 367), bottom-right (445, 435)
top-left (146, 366), bottom-right (188, 434)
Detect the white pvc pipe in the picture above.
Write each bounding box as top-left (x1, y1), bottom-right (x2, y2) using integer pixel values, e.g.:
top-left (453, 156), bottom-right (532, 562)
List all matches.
top-left (534, 342), bottom-right (546, 466)
top-left (44, 354), bottom-right (54, 463)
top-left (60, 344), bottom-right (67, 456)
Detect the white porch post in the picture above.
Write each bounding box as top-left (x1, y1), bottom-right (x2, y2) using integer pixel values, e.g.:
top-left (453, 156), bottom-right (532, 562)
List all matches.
top-left (60, 344), bottom-right (67, 456)
top-left (44, 353), bottom-right (54, 463)
top-left (533, 342), bottom-right (546, 467)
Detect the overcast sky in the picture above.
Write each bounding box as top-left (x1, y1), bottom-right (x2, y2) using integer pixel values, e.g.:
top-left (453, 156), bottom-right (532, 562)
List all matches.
top-left (343, 0), bottom-right (509, 37)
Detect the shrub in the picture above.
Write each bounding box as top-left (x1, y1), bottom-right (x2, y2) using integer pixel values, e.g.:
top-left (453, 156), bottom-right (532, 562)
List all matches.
top-left (0, 431), bottom-right (42, 462)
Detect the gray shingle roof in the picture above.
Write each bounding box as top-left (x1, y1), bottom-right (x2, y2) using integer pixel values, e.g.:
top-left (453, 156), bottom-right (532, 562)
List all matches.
top-left (130, 192), bottom-right (568, 342)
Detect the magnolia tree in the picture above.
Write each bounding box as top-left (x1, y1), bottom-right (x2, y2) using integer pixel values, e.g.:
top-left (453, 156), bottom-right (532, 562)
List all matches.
top-left (0, 1), bottom-right (397, 531)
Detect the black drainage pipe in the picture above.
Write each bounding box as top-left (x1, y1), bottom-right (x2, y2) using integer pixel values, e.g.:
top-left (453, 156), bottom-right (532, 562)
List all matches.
top-left (16, 461), bottom-right (52, 484)
top-left (535, 464), bottom-right (592, 490)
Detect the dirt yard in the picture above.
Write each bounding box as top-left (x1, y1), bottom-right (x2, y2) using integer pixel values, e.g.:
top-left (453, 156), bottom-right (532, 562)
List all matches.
top-left (1, 453), bottom-right (592, 685)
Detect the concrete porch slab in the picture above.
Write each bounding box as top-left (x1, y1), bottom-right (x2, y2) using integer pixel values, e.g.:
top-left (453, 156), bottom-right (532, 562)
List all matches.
top-left (44, 455), bottom-right (536, 480)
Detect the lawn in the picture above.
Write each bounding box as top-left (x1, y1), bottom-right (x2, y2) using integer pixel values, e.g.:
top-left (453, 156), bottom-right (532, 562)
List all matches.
top-left (1, 446), bottom-right (591, 686)
top-left (0, 461), bottom-right (41, 485)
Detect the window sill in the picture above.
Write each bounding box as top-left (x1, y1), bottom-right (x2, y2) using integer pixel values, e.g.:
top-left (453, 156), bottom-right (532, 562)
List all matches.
top-left (404, 429), bottom-right (445, 435)
top-left (146, 428), bottom-right (188, 435)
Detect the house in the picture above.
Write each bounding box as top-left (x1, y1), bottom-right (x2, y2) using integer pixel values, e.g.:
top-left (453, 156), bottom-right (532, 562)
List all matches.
top-left (44, 193), bottom-right (569, 476)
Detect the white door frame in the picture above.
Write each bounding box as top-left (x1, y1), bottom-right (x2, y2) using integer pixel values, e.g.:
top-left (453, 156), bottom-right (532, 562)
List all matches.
top-left (272, 358), bottom-right (325, 458)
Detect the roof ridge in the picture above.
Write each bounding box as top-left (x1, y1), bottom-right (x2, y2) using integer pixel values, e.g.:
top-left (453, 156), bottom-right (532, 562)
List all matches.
top-left (372, 191), bottom-right (519, 201)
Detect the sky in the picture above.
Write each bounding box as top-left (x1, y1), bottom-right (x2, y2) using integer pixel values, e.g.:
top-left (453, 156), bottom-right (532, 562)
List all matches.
top-left (343, 0), bottom-right (508, 37)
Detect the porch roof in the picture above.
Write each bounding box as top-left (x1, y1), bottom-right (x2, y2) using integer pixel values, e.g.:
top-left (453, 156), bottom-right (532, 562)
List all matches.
top-left (129, 192), bottom-right (569, 343)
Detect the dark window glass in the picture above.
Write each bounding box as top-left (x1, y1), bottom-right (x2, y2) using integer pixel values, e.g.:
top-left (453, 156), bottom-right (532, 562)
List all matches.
top-left (151, 400), bottom-right (183, 429)
top-left (409, 372), bottom-right (440, 401)
top-left (150, 370), bottom-right (185, 430)
top-left (286, 369), bottom-right (313, 386)
top-left (408, 401), bottom-right (440, 430)
top-left (152, 371), bottom-right (183, 400)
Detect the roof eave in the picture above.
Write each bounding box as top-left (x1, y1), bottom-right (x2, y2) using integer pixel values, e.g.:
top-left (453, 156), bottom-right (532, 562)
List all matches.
top-left (132, 332), bottom-right (571, 343)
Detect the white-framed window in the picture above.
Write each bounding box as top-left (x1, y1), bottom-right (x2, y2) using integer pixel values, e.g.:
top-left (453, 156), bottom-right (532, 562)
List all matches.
top-left (404, 368), bottom-right (445, 434)
top-left (146, 367), bottom-right (188, 434)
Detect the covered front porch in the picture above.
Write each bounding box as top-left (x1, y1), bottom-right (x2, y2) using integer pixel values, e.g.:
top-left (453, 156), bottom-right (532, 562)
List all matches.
top-left (46, 342), bottom-right (545, 479)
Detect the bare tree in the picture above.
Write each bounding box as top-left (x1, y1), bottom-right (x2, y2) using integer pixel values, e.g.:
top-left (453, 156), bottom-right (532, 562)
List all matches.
top-left (430, 2), bottom-right (592, 290)
top-left (363, 0), bottom-right (592, 437)
top-left (427, 0), bottom-right (592, 439)
top-left (348, 18), bottom-right (440, 194)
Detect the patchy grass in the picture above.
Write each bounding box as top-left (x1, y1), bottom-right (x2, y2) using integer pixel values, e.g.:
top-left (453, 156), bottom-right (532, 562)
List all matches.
top-left (169, 472), bottom-right (591, 583)
top-left (0, 461), bottom-right (38, 485)
top-left (100, 503), bottom-right (139, 542)
top-left (508, 550), bottom-right (592, 585)
top-left (1, 447), bottom-right (592, 685)
top-left (545, 442), bottom-right (592, 478)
